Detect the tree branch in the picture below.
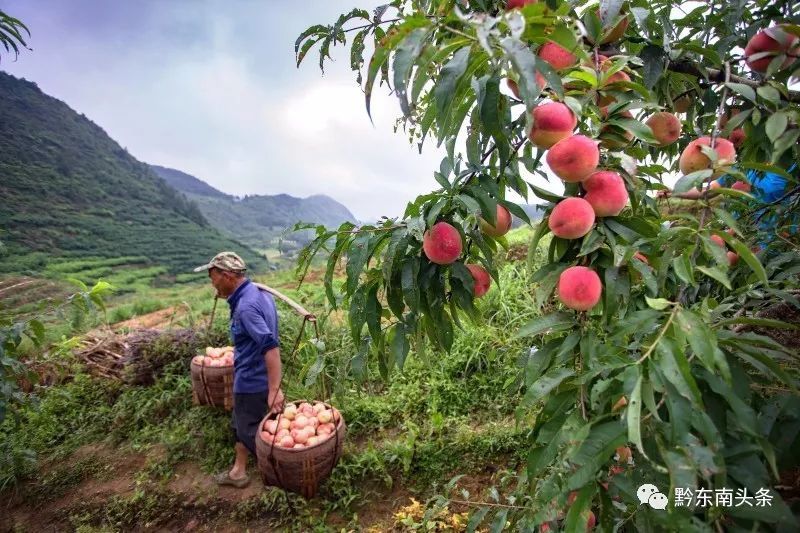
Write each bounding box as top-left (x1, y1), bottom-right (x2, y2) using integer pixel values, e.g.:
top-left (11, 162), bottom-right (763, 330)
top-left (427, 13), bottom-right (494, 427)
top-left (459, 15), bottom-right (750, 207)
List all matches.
top-left (667, 60), bottom-right (800, 102)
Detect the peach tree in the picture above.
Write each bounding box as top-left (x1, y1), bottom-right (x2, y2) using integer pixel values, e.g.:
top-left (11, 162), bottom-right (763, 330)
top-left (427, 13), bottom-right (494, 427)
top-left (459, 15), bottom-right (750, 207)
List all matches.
top-left (296, 0), bottom-right (800, 530)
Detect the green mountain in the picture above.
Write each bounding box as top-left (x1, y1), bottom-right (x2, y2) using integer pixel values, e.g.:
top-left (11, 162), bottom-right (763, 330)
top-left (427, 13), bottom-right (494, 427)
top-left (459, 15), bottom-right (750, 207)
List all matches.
top-left (0, 72), bottom-right (267, 279)
top-left (150, 165), bottom-right (358, 251)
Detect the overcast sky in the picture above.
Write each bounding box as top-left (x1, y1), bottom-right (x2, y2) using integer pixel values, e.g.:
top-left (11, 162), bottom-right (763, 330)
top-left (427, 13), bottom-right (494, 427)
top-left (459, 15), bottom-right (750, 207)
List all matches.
top-left (0, 0), bottom-right (475, 221)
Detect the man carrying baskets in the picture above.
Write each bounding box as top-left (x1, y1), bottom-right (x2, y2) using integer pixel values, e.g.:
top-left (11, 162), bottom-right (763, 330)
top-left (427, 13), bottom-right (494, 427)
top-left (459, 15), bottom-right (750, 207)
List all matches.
top-left (193, 251), bottom-right (285, 488)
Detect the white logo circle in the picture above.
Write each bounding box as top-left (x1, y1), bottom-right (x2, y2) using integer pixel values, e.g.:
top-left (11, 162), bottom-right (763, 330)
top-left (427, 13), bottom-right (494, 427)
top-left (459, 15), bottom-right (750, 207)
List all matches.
top-left (648, 492), bottom-right (668, 510)
top-left (637, 484), bottom-right (660, 504)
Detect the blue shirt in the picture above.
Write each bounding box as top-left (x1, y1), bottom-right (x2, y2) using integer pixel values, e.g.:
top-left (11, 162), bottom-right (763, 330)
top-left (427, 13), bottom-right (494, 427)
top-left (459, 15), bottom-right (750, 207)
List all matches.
top-left (227, 279), bottom-right (280, 394)
top-left (716, 168), bottom-right (797, 242)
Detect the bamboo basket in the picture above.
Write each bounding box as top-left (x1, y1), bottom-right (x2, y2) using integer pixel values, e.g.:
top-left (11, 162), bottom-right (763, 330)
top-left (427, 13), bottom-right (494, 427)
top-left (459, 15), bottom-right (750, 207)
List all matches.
top-left (255, 401), bottom-right (346, 498)
top-left (190, 359), bottom-right (234, 411)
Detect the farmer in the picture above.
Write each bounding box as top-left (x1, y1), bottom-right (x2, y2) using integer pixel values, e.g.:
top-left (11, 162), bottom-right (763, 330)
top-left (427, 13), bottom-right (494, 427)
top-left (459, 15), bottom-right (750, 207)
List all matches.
top-left (193, 251), bottom-right (284, 488)
top-left (658, 166), bottom-right (798, 244)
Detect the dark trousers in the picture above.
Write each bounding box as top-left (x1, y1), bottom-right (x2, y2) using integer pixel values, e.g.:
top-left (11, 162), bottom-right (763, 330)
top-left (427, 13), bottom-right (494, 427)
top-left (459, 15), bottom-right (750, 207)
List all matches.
top-left (230, 391), bottom-right (268, 456)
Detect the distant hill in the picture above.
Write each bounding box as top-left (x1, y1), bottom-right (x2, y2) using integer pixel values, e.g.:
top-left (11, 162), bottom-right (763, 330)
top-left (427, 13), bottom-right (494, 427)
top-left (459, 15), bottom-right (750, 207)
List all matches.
top-left (0, 72), bottom-right (267, 278)
top-left (151, 165), bottom-right (358, 250)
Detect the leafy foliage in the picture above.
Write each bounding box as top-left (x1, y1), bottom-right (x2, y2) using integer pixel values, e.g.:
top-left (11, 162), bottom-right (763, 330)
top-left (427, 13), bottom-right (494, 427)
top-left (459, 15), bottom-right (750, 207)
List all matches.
top-left (295, 0), bottom-right (800, 530)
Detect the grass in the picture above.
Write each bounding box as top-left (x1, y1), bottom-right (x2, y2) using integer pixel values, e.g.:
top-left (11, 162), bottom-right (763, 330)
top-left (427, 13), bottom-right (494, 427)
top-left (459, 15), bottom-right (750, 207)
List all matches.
top-left (1, 232), bottom-right (548, 529)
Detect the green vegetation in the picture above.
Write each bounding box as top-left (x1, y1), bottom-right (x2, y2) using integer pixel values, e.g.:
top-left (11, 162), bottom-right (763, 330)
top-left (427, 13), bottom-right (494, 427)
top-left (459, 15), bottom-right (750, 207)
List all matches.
top-left (0, 72), bottom-right (267, 276)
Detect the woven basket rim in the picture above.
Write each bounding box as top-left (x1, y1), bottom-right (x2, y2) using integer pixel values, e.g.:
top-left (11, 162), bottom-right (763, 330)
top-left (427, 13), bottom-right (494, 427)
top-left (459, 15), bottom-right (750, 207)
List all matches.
top-left (191, 359), bottom-right (234, 368)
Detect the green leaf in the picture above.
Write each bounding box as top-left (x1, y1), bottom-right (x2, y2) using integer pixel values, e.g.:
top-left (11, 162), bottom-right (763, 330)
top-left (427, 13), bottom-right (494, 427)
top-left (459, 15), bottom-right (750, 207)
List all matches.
top-left (696, 265), bottom-right (731, 289)
top-left (638, 44), bottom-right (666, 89)
top-left (389, 322), bottom-right (410, 371)
top-left (725, 82), bottom-right (757, 103)
top-left (514, 312), bottom-right (574, 338)
top-left (627, 374), bottom-right (644, 456)
top-left (645, 297), bottom-right (672, 310)
top-left (673, 170), bottom-right (713, 193)
top-left (434, 46), bottom-right (471, 125)
top-left (676, 310), bottom-right (718, 370)
top-left (524, 367), bottom-right (575, 406)
top-left (672, 254), bottom-right (695, 285)
top-left (716, 232), bottom-right (768, 284)
top-left (765, 111), bottom-right (788, 144)
top-left (756, 85), bottom-right (781, 105)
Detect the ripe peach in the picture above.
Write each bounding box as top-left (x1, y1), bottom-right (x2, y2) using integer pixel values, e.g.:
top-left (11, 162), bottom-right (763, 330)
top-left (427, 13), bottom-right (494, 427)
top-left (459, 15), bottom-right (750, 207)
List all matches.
top-left (710, 180), bottom-right (722, 190)
top-left (609, 465), bottom-right (625, 476)
top-left (291, 428), bottom-right (309, 444)
top-left (293, 443), bottom-right (305, 449)
top-left (613, 396), bottom-right (628, 411)
top-left (276, 428), bottom-right (290, 439)
top-left (616, 446), bottom-right (632, 463)
top-left (583, 171), bottom-right (629, 217)
top-left (466, 264), bottom-right (491, 297)
top-left (728, 128), bottom-right (746, 148)
top-left (278, 417), bottom-right (291, 430)
top-left (530, 101), bottom-right (577, 148)
top-left (732, 180), bottom-right (752, 192)
top-left (632, 252), bottom-right (649, 265)
top-left (507, 0), bottom-right (536, 8)
top-left (263, 419), bottom-right (279, 434)
top-left (260, 431), bottom-right (275, 444)
top-left (679, 137), bottom-right (736, 177)
top-left (278, 435), bottom-right (294, 448)
top-left (727, 251), bottom-right (739, 266)
top-left (673, 95), bottom-right (692, 113)
top-left (585, 510), bottom-right (597, 530)
top-left (307, 436), bottom-right (320, 446)
top-left (546, 135), bottom-right (600, 182)
top-left (646, 112), bottom-right (681, 146)
top-left (568, 491), bottom-right (578, 505)
top-left (710, 235), bottom-right (725, 247)
top-left (283, 404), bottom-right (297, 420)
top-left (480, 204), bottom-right (513, 237)
top-left (298, 402), bottom-right (313, 411)
top-left (558, 266), bottom-right (602, 311)
top-left (423, 221), bottom-right (463, 265)
top-left (548, 198), bottom-right (596, 239)
top-left (538, 42), bottom-right (577, 70)
top-left (745, 26), bottom-right (800, 72)
top-left (318, 410), bottom-right (333, 424)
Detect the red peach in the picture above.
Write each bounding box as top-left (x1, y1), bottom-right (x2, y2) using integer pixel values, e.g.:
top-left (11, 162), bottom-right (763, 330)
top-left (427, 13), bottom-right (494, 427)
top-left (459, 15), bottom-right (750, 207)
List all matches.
top-left (710, 235), bottom-right (725, 247)
top-left (466, 264), bottom-right (491, 297)
top-left (538, 41), bottom-right (577, 70)
top-left (583, 171), bottom-right (629, 217)
top-left (585, 510), bottom-right (597, 530)
top-left (546, 135), bottom-right (600, 183)
top-left (674, 95), bottom-right (692, 113)
top-left (423, 221), bottom-right (463, 265)
top-left (558, 266), bottom-right (602, 311)
top-left (679, 137), bottom-right (736, 177)
top-left (732, 180), bottom-right (752, 192)
top-left (710, 180), bottom-right (722, 190)
top-left (568, 491), bottom-right (578, 505)
top-left (548, 198), bottom-right (596, 239)
top-left (480, 204), bottom-right (513, 237)
top-left (646, 112), bottom-right (681, 146)
top-left (507, 0), bottom-right (536, 8)
top-left (616, 446), bottom-right (632, 463)
top-left (728, 128), bottom-right (746, 148)
top-left (612, 396), bottom-right (628, 411)
top-left (727, 251), bottom-right (739, 266)
top-left (632, 252), bottom-right (649, 265)
top-left (530, 101), bottom-right (577, 148)
top-left (745, 26), bottom-right (800, 72)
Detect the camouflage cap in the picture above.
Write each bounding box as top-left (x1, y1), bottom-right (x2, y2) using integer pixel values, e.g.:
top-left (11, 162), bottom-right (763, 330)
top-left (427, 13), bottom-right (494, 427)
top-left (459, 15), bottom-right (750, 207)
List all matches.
top-left (192, 252), bottom-right (247, 273)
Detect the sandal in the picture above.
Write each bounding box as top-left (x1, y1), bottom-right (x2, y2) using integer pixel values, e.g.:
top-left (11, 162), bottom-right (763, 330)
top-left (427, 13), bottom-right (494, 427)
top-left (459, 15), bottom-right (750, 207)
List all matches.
top-left (213, 471), bottom-right (250, 488)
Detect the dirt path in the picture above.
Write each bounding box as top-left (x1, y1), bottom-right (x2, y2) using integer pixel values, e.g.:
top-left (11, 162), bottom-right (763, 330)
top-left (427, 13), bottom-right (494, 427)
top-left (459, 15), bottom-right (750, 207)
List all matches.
top-left (111, 305), bottom-right (183, 330)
